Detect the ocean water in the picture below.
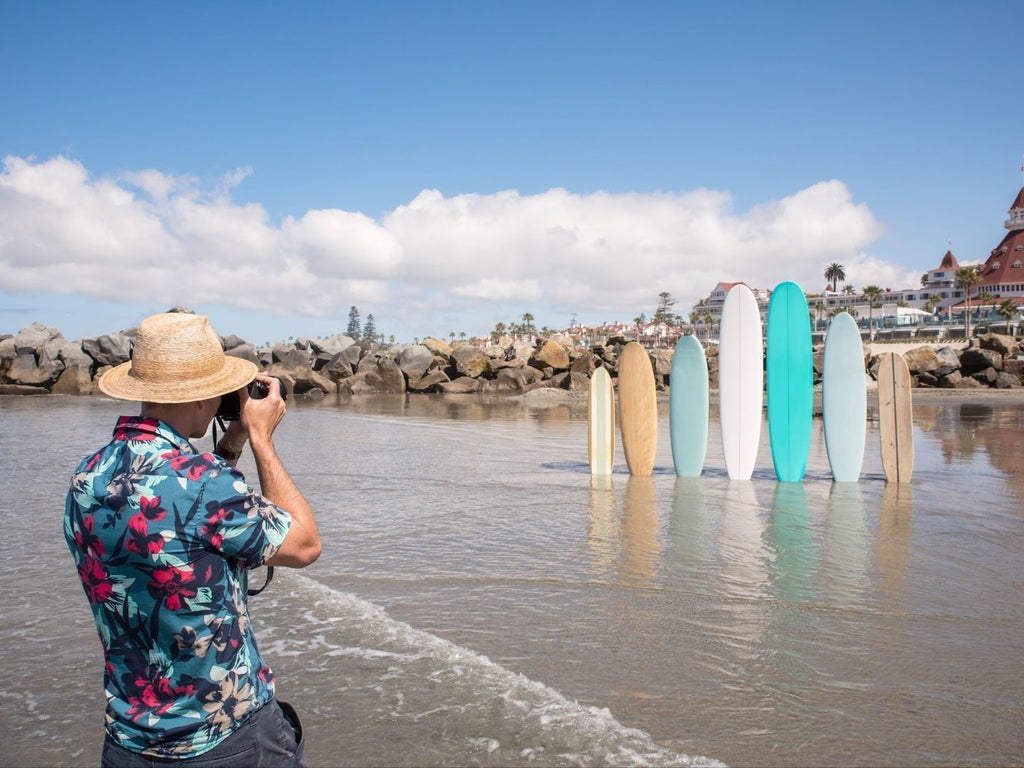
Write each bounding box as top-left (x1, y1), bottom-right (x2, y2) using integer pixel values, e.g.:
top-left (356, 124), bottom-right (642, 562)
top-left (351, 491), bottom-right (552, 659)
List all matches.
top-left (1, 392), bottom-right (1022, 767)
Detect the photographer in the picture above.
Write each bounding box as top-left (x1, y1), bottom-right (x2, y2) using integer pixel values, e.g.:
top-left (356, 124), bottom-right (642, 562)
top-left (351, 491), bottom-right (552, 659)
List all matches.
top-left (64, 312), bottom-right (320, 767)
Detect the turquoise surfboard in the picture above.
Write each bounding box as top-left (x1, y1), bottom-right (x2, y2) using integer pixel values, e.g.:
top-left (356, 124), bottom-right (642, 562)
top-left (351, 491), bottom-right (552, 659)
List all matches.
top-left (822, 312), bottom-right (866, 482)
top-left (766, 281), bottom-right (813, 482)
top-left (669, 335), bottom-right (709, 477)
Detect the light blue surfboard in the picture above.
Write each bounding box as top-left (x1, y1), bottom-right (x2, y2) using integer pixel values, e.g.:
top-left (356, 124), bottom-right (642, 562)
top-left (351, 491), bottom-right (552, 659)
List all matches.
top-left (822, 312), bottom-right (866, 482)
top-left (669, 335), bottom-right (709, 477)
top-left (766, 281), bottom-right (813, 482)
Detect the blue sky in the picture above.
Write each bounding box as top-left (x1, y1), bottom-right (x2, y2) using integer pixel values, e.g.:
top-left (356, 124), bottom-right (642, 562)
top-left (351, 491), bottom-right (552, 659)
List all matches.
top-left (1, 0), bottom-right (1021, 345)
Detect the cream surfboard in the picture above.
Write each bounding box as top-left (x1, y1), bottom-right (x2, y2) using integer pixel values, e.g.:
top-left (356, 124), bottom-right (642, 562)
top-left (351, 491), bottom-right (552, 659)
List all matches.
top-left (588, 366), bottom-right (615, 476)
top-left (718, 284), bottom-right (763, 480)
top-left (669, 334), bottom-right (709, 477)
top-left (877, 352), bottom-right (914, 483)
top-left (822, 312), bottom-right (867, 482)
top-left (618, 341), bottom-right (658, 476)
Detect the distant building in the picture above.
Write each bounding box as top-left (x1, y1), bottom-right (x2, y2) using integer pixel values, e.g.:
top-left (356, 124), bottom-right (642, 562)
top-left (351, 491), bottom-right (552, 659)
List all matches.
top-left (691, 178), bottom-right (1024, 338)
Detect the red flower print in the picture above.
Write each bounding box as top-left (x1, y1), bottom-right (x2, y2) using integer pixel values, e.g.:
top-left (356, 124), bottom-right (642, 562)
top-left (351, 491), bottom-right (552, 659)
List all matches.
top-left (78, 556), bottom-right (114, 604)
top-left (138, 495), bottom-right (166, 521)
top-left (74, 515), bottom-right (106, 559)
top-left (126, 513), bottom-right (165, 556)
top-left (164, 450), bottom-right (211, 481)
top-left (124, 667), bottom-right (195, 720)
top-left (147, 565), bottom-right (198, 611)
top-left (202, 507), bottom-right (230, 549)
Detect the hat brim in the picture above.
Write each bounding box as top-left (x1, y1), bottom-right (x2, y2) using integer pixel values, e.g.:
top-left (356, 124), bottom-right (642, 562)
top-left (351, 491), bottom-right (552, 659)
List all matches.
top-left (98, 356), bottom-right (258, 404)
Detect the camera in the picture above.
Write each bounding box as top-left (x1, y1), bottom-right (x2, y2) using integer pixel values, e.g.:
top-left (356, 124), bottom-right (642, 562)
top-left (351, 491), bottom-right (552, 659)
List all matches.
top-left (216, 376), bottom-right (286, 420)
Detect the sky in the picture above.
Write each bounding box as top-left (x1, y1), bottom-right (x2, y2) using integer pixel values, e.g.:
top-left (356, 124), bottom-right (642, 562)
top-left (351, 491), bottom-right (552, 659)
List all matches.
top-left (1, 0), bottom-right (1021, 346)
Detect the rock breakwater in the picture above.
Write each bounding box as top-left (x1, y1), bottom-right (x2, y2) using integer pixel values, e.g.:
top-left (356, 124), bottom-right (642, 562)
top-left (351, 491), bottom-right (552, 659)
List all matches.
top-left (2, 319), bottom-right (1022, 399)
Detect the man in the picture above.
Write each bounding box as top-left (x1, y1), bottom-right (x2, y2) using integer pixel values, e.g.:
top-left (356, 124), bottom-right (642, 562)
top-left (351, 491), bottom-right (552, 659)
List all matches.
top-left (65, 312), bottom-right (320, 767)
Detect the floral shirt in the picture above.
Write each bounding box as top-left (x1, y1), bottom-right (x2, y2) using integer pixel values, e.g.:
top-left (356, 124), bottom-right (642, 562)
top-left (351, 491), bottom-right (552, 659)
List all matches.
top-left (64, 416), bottom-right (291, 758)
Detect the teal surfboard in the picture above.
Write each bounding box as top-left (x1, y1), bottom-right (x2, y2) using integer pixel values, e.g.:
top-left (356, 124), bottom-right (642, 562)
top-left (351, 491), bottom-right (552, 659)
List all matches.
top-left (669, 335), bottom-right (709, 477)
top-left (766, 281), bottom-right (813, 482)
top-left (822, 312), bottom-right (866, 482)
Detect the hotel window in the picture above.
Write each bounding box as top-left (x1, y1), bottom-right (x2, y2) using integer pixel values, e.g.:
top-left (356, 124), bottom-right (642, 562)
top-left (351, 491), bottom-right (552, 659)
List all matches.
top-left (1013, 260), bottom-right (1022, 268)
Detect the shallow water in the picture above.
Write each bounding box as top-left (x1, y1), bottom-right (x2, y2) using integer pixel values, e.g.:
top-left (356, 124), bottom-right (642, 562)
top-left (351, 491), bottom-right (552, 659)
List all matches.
top-left (1, 393), bottom-right (1022, 767)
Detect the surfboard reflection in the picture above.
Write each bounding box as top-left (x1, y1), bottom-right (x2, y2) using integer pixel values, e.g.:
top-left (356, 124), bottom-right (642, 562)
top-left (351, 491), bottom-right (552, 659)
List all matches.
top-left (822, 483), bottom-right (868, 608)
top-left (619, 477), bottom-right (661, 586)
top-left (876, 482), bottom-right (913, 610)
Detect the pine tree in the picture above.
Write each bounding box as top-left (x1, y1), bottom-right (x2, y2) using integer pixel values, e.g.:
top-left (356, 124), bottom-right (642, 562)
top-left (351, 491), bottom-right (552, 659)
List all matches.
top-left (346, 306), bottom-right (361, 340)
top-left (363, 313), bottom-right (377, 343)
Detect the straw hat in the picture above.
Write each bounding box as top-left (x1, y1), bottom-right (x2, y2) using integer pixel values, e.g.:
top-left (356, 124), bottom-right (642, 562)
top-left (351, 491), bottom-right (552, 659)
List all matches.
top-left (99, 313), bottom-right (257, 403)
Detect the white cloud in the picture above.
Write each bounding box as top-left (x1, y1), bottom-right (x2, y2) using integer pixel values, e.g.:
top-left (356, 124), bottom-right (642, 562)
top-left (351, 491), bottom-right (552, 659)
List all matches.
top-left (0, 154), bottom-right (914, 339)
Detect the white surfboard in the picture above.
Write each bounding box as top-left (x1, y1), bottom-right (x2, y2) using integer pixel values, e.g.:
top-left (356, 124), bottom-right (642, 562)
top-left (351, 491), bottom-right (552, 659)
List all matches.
top-left (718, 284), bottom-right (763, 480)
top-left (822, 312), bottom-right (867, 482)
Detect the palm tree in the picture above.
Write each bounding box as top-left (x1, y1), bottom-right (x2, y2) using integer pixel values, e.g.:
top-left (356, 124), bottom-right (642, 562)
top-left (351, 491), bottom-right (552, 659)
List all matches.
top-left (689, 310), bottom-right (700, 338)
top-left (521, 313), bottom-right (535, 339)
top-left (824, 263), bottom-right (846, 293)
top-left (703, 311), bottom-right (714, 340)
top-left (955, 266), bottom-right (981, 338)
top-left (843, 284), bottom-right (856, 295)
top-left (814, 301), bottom-right (826, 330)
top-left (862, 285), bottom-right (883, 339)
top-left (996, 299), bottom-right (1018, 335)
top-left (633, 313), bottom-right (646, 342)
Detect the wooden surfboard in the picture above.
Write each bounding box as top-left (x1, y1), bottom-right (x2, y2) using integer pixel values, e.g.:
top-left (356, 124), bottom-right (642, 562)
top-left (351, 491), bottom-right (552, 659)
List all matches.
top-left (877, 352), bottom-right (914, 483)
top-left (669, 334), bottom-right (709, 477)
top-left (718, 284), bottom-right (763, 481)
top-left (588, 366), bottom-right (615, 476)
top-left (618, 341), bottom-right (658, 476)
top-left (822, 312), bottom-right (867, 482)
top-left (766, 281), bottom-right (813, 482)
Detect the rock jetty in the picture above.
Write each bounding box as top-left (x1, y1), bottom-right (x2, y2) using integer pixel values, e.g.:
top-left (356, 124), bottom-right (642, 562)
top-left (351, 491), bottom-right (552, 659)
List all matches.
top-left (2, 319), bottom-right (1022, 398)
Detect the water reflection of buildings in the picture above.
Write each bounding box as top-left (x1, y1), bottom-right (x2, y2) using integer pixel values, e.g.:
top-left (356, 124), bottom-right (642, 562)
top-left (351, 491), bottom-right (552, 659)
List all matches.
top-left (916, 403), bottom-right (1024, 489)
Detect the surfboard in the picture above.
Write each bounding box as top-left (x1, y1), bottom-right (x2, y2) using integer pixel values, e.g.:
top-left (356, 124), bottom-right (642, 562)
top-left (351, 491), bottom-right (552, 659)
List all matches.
top-left (718, 284), bottom-right (763, 481)
top-left (877, 352), bottom-right (914, 483)
top-left (669, 334), bottom-right (709, 477)
top-left (822, 312), bottom-right (867, 482)
top-left (766, 281), bottom-right (813, 482)
top-left (617, 341), bottom-right (658, 476)
top-left (588, 366), bottom-right (615, 476)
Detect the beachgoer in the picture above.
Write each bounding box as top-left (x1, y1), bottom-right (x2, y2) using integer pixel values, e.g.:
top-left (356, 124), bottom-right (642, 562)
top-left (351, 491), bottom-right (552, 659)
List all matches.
top-left (64, 312), bottom-right (321, 767)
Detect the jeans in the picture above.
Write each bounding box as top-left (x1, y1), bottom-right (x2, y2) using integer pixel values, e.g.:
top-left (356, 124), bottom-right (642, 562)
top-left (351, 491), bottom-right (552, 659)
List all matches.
top-left (100, 700), bottom-right (305, 768)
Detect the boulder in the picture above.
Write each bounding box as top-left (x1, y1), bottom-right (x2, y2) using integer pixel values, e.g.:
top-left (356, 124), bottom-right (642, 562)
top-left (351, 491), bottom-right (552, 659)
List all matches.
top-left (653, 348), bottom-right (673, 378)
top-left (569, 351), bottom-right (598, 375)
top-left (960, 347), bottom-right (1002, 374)
top-left (337, 359), bottom-right (404, 395)
top-left (321, 352), bottom-right (354, 382)
top-left (551, 371), bottom-right (590, 391)
top-left (995, 371), bottom-right (1022, 388)
top-left (6, 349), bottom-right (64, 387)
top-left (452, 346), bottom-right (491, 378)
top-left (903, 346), bottom-right (941, 375)
top-left (1003, 359), bottom-right (1024, 382)
top-left (956, 375), bottom-right (984, 389)
top-left (529, 339), bottom-right (569, 372)
top-left (82, 333), bottom-right (132, 368)
top-left (970, 367), bottom-right (999, 386)
top-left (437, 376), bottom-right (482, 394)
top-left (14, 322), bottom-right (62, 354)
top-left (407, 370), bottom-right (450, 393)
top-left (271, 342), bottom-right (312, 369)
top-left (310, 334), bottom-right (355, 358)
top-left (977, 333), bottom-right (1019, 358)
top-left (225, 343), bottom-right (260, 366)
top-left (937, 370), bottom-right (962, 388)
top-left (421, 337), bottom-right (453, 358)
top-left (932, 346), bottom-right (961, 377)
top-left (397, 344), bottom-right (435, 379)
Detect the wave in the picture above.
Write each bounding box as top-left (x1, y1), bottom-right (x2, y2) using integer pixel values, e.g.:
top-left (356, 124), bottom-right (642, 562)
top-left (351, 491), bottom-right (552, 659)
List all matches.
top-left (255, 570), bottom-right (724, 767)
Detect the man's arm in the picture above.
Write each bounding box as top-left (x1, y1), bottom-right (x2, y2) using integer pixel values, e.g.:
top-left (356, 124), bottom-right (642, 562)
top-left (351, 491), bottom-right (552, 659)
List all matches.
top-left (241, 376), bottom-right (321, 568)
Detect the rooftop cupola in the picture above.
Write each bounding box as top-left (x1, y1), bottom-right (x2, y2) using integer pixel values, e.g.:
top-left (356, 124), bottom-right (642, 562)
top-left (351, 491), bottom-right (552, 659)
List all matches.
top-left (1006, 186), bottom-right (1024, 232)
